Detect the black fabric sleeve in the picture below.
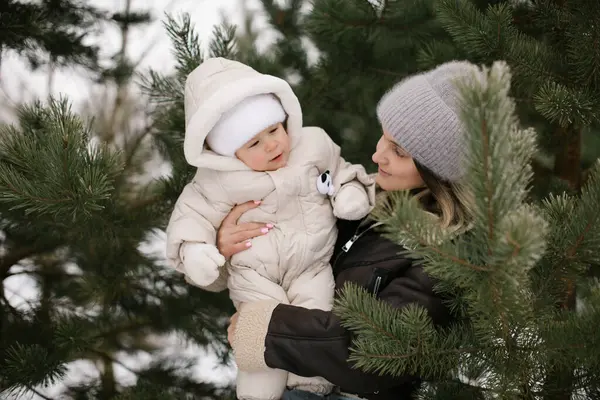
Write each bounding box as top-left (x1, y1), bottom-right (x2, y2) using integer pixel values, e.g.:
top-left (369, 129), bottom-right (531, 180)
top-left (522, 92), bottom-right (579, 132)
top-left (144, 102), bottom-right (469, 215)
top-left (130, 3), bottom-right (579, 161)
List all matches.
top-left (264, 304), bottom-right (416, 396)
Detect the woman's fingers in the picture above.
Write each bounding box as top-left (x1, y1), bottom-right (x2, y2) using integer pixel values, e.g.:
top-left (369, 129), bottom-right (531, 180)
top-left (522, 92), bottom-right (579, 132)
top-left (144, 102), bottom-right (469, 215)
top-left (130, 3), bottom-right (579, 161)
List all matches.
top-left (229, 240), bottom-right (254, 257)
top-left (219, 224), bottom-right (272, 259)
top-left (238, 222), bottom-right (269, 233)
top-left (230, 228), bottom-right (266, 245)
top-left (217, 201), bottom-right (273, 259)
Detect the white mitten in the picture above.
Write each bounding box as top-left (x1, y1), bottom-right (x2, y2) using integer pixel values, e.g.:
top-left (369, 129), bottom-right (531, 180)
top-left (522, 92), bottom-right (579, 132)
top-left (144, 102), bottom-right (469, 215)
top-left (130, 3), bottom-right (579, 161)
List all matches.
top-left (181, 243), bottom-right (225, 287)
top-left (333, 184), bottom-right (372, 220)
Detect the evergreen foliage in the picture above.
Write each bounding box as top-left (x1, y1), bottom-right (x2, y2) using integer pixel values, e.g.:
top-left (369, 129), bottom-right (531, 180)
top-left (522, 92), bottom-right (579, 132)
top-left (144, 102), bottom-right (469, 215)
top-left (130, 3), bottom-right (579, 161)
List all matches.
top-left (2, 0), bottom-right (103, 71)
top-left (436, 0), bottom-right (600, 190)
top-left (230, 0), bottom-right (456, 167)
top-left (0, 12), bottom-right (237, 400)
top-left (336, 61), bottom-right (600, 400)
top-left (237, 4), bottom-right (600, 395)
top-left (3, 0), bottom-right (600, 397)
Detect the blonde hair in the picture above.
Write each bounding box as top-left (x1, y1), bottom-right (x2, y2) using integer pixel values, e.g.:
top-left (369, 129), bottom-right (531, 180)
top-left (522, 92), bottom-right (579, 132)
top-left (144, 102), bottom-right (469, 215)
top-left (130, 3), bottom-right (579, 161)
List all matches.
top-left (376, 162), bottom-right (474, 234)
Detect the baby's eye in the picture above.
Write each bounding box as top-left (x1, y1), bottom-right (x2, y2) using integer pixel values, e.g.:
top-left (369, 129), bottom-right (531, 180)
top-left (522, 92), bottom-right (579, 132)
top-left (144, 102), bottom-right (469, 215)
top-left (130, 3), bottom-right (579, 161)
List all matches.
top-left (269, 127), bottom-right (277, 134)
top-left (249, 141), bottom-right (259, 148)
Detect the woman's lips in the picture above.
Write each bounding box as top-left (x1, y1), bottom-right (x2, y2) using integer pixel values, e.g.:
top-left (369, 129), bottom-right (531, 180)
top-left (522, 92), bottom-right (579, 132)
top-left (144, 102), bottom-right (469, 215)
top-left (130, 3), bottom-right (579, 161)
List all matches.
top-left (378, 167), bottom-right (390, 176)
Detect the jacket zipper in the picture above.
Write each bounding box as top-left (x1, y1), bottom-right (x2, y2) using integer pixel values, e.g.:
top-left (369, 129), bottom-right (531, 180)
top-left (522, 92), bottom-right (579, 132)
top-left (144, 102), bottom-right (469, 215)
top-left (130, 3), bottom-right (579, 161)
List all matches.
top-left (372, 275), bottom-right (382, 295)
top-left (341, 221), bottom-right (384, 252)
top-left (333, 221), bottom-right (384, 269)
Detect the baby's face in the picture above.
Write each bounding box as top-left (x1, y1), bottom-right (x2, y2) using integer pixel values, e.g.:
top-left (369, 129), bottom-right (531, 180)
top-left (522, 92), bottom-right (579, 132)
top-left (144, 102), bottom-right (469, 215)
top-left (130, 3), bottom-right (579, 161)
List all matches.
top-left (235, 123), bottom-right (290, 171)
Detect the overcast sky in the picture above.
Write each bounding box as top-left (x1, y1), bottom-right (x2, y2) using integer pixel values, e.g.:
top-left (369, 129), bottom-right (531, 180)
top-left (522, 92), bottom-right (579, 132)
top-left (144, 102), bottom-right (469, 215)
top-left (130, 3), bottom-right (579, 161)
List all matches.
top-left (1, 0), bottom-right (272, 106)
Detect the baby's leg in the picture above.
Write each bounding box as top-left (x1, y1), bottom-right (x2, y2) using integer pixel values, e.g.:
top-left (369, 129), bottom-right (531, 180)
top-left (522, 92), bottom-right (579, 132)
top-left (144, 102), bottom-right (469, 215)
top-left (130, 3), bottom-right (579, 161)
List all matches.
top-left (236, 371), bottom-right (288, 400)
top-left (228, 264), bottom-right (290, 309)
top-left (285, 265), bottom-right (336, 395)
top-left (229, 266), bottom-right (290, 400)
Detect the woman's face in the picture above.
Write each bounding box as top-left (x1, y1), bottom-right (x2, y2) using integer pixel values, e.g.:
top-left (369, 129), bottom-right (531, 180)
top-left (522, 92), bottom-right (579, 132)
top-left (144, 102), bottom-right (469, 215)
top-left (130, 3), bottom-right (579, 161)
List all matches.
top-left (372, 131), bottom-right (425, 191)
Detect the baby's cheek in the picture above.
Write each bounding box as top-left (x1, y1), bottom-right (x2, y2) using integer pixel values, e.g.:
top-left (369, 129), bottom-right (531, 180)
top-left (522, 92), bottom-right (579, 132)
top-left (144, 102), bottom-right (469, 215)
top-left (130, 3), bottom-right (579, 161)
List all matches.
top-left (255, 152), bottom-right (268, 167)
top-left (246, 153), bottom-right (267, 170)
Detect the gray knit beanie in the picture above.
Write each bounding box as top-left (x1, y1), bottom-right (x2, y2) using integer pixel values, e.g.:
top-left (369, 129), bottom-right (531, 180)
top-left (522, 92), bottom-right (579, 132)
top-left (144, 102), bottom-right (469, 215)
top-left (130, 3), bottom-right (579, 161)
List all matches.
top-left (376, 60), bottom-right (480, 182)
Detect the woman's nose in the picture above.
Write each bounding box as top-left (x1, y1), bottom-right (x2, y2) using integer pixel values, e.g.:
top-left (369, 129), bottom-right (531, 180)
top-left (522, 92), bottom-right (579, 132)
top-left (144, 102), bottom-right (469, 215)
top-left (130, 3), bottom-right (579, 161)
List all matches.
top-left (372, 150), bottom-right (383, 164)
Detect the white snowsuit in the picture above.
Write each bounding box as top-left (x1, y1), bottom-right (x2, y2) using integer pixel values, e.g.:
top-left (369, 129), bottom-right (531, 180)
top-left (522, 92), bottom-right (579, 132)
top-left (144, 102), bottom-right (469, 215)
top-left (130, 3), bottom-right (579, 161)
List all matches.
top-left (165, 58), bottom-right (376, 400)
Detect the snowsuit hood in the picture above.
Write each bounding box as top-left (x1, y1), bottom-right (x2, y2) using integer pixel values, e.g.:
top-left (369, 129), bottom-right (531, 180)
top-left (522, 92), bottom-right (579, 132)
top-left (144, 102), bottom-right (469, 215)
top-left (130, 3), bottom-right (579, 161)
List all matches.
top-left (183, 57), bottom-right (303, 170)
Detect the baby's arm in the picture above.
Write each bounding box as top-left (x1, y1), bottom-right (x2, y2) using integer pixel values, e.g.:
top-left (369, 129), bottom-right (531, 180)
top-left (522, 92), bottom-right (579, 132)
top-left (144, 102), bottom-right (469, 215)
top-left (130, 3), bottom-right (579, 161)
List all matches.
top-left (312, 128), bottom-right (376, 220)
top-left (166, 177), bottom-right (232, 290)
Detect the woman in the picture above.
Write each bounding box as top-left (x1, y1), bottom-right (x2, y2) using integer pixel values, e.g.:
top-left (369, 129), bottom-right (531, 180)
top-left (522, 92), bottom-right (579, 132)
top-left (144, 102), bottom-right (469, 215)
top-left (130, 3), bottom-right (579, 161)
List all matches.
top-left (219, 60), bottom-right (478, 400)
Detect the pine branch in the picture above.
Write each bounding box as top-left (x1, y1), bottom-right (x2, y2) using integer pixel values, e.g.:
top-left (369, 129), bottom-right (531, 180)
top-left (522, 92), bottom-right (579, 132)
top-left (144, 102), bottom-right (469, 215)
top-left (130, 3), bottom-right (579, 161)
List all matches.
top-left (208, 23), bottom-right (237, 59)
top-left (536, 161), bottom-right (600, 306)
top-left (142, 13), bottom-right (242, 169)
top-left (338, 62), bottom-right (573, 393)
top-left (163, 13), bottom-right (204, 78)
top-left (88, 348), bottom-right (141, 376)
top-left (0, 242), bottom-right (61, 279)
top-left (2, 7), bottom-right (232, 398)
top-left (334, 283), bottom-right (469, 378)
top-left (23, 385), bottom-right (53, 400)
top-left (0, 98), bottom-right (123, 222)
top-left (0, 0), bottom-right (105, 70)
top-left (1, 342), bottom-right (68, 396)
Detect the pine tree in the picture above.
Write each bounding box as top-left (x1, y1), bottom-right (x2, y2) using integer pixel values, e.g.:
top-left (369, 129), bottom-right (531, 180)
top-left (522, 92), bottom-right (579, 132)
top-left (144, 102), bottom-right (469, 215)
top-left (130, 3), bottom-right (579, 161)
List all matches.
top-left (238, 0), bottom-right (600, 197)
top-left (435, 0), bottom-right (600, 192)
top-left (0, 11), bottom-right (238, 400)
top-left (232, 3), bottom-right (600, 396)
top-left (0, 0), bottom-right (105, 71)
top-left (428, 2), bottom-right (600, 396)
top-left (231, 0), bottom-right (460, 167)
top-left (334, 61), bottom-right (600, 399)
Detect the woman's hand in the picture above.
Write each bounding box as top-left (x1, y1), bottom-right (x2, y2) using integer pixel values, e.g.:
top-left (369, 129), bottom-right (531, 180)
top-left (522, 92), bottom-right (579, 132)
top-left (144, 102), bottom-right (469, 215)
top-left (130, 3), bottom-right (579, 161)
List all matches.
top-left (227, 312), bottom-right (239, 347)
top-left (217, 200), bottom-right (273, 260)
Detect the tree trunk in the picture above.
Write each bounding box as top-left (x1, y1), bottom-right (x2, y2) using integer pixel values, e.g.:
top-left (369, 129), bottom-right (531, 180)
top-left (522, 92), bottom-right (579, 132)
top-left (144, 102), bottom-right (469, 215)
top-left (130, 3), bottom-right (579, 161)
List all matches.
top-left (99, 354), bottom-right (117, 399)
top-left (553, 124), bottom-right (582, 191)
top-left (542, 124), bottom-right (582, 399)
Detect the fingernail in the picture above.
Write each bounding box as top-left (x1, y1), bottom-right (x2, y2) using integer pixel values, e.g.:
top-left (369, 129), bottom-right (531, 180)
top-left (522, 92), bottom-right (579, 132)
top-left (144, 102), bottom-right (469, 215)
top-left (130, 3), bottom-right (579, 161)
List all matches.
top-left (261, 228), bottom-right (269, 233)
top-left (253, 200), bottom-right (261, 204)
top-left (266, 223), bottom-right (274, 228)
top-left (245, 241), bottom-right (252, 247)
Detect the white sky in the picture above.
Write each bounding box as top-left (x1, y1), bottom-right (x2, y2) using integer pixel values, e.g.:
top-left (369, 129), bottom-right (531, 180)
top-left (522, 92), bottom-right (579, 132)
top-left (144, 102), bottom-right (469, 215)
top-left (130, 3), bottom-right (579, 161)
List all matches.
top-left (1, 0), bottom-right (273, 398)
top-left (1, 0), bottom-right (276, 108)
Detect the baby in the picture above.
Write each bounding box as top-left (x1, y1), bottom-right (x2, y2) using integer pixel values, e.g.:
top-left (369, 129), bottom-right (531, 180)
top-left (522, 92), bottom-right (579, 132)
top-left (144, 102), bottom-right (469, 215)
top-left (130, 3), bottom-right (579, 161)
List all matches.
top-left (166, 58), bottom-right (375, 400)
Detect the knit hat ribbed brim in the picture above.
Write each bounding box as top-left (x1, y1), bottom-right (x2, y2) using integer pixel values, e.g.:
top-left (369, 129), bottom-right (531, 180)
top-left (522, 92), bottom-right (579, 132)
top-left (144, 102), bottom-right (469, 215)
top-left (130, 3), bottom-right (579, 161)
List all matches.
top-left (376, 61), bottom-right (480, 182)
